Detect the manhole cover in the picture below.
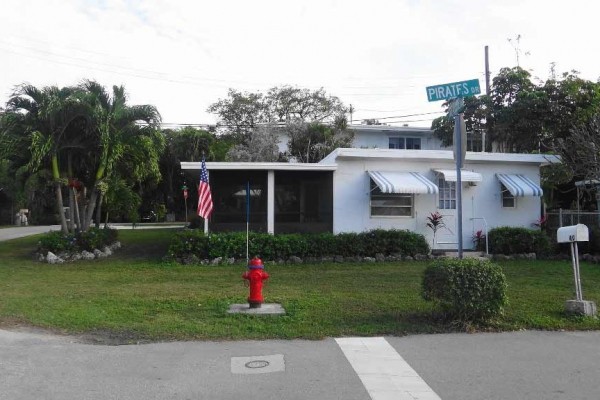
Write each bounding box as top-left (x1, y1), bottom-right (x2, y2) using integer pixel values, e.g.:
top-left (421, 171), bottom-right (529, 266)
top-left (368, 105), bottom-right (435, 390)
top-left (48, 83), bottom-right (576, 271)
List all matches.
top-left (245, 360), bottom-right (270, 369)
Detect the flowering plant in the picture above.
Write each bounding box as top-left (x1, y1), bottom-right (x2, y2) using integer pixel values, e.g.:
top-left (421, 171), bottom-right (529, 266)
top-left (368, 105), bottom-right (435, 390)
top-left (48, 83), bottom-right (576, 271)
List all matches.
top-left (472, 229), bottom-right (486, 251)
top-left (531, 215), bottom-right (547, 229)
top-left (426, 212), bottom-right (445, 249)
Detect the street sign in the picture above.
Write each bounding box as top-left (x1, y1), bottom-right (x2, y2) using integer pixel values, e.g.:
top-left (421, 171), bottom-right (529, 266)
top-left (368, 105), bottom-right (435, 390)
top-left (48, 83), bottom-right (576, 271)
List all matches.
top-left (426, 79), bottom-right (481, 102)
top-left (448, 97), bottom-right (465, 118)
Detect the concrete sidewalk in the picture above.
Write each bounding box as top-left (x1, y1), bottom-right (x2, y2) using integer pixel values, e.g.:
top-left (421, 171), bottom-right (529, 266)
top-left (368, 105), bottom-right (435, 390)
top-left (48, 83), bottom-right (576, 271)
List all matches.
top-left (1, 328), bottom-right (599, 400)
top-left (0, 225), bottom-right (61, 241)
top-left (0, 223), bottom-right (185, 242)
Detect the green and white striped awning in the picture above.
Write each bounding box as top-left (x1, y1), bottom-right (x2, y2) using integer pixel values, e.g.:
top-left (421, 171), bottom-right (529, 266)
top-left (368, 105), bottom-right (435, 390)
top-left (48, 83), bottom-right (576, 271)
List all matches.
top-left (368, 171), bottom-right (439, 194)
top-left (497, 173), bottom-right (543, 197)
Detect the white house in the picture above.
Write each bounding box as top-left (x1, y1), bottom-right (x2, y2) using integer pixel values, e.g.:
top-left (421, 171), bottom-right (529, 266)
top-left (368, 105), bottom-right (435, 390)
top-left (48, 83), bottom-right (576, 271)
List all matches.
top-left (276, 124), bottom-right (448, 153)
top-left (182, 132), bottom-right (557, 250)
top-left (350, 124), bottom-right (446, 151)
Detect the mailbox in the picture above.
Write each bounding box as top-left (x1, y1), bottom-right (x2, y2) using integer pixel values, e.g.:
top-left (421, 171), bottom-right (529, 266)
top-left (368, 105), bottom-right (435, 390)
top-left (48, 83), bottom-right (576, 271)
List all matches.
top-left (557, 224), bottom-right (589, 243)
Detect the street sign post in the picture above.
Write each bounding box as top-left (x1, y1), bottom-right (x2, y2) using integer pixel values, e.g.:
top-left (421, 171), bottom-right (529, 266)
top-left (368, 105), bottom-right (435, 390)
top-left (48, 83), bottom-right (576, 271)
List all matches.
top-left (426, 78), bottom-right (481, 259)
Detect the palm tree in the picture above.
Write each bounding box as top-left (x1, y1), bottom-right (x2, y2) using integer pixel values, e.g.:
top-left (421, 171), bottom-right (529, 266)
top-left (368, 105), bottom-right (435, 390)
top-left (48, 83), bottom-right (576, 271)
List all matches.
top-left (80, 81), bottom-right (162, 231)
top-left (4, 84), bottom-right (88, 233)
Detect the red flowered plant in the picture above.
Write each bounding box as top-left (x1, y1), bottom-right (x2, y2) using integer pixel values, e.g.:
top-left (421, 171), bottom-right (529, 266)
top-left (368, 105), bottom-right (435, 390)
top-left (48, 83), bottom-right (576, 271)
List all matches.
top-left (426, 212), bottom-right (445, 249)
top-left (531, 215), bottom-right (547, 229)
top-left (472, 229), bottom-right (486, 251)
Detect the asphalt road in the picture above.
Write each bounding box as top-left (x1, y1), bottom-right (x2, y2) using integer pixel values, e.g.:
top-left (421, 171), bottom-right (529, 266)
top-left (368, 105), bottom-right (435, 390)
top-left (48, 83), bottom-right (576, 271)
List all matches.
top-left (1, 329), bottom-right (599, 400)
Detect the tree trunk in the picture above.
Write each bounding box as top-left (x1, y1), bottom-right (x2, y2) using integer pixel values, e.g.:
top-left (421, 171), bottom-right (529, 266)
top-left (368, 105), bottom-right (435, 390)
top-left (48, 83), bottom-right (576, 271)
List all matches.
top-left (68, 188), bottom-right (75, 233)
top-left (83, 188), bottom-right (99, 231)
top-left (95, 192), bottom-right (103, 229)
top-left (73, 187), bottom-right (82, 232)
top-left (55, 182), bottom-right (68, 233)
top-left (52, 155), bottom-right (68, 233)
top-left (67, 153), bottom-right (75, 233)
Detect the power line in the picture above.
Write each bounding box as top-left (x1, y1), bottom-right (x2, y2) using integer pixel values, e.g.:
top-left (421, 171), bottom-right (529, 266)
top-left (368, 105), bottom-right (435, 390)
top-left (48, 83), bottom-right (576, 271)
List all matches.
top-left (362, 111), bottom-right (444, 121)
top-left (146, 109), bottom-right (444, 128)
top-left (2, 37), bottom-right (489, 94)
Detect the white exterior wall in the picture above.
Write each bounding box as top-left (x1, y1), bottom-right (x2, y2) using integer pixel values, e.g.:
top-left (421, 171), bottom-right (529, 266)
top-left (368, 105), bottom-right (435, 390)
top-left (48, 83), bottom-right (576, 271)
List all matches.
top-left (275, 125), bottom-right (446, 153)
top-left (352, 129), bottom-right (445, 150)
top-left (332, 156), bottom-right (543, 250)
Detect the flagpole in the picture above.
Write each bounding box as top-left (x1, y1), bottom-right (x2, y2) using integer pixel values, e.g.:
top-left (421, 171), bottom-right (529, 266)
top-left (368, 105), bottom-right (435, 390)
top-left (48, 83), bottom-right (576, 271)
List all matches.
top-left (246, 181), bottom-right (250, 262)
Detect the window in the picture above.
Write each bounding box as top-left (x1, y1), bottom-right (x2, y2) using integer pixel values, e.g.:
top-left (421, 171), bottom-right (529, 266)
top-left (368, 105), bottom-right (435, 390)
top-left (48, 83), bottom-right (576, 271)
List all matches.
top-left (388, 137), bottom-right (421, 150)
top-left (467, 131), bottom-right (482, 152)
top-left (406, 137), bottom-right (421, 149)
top-left (389, 137), bottom-right (403, 149)
top-left (438, 177), bottom-right (456, 209)
top-left (370, 179), bottom-right (413, 217)
top-left (501, 184), bottom-right (516, 208)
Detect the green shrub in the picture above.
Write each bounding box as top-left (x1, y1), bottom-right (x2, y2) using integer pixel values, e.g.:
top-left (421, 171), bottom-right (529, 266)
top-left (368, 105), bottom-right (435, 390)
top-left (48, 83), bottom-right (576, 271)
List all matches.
top-left (75, 228), bottom-right (118, 251)
top-left (578, 226), bottom-right (600, 254)
top-left (488, 227), bottom-right (552, 257)
top-left (37, 228), bottom-right (118, 253)
top-left (166, 229), bottom-right (208, 258)
top-left (167, 229), bottom-right (430, 261)
top-left (38, 231), bottom-right (77, 253)
top-left (422, 258), bottom-right (508, 323)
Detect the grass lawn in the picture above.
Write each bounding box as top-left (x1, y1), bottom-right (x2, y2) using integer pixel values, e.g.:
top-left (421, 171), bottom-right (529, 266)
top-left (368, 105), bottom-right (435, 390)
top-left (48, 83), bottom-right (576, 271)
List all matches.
top-left (0, 228), bottom-right (599, 342)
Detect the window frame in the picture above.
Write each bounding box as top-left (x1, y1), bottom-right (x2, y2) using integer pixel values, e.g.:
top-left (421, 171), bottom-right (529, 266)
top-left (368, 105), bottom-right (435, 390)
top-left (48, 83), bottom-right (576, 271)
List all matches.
top-left (369, 179), bottom-right (414, 217)
top-left (388, 136), bottom-right (422, 150)
top-left (437, 176), bottom-right (456, 210)
top-left (501, 183), bottom-right (516, 208)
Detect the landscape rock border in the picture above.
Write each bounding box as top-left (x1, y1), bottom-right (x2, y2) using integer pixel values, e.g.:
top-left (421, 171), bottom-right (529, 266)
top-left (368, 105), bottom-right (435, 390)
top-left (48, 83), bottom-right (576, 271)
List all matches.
top-left (173, 252), bottom-right (453, 266)
top-left (38, 241), bottom-right (122, 264)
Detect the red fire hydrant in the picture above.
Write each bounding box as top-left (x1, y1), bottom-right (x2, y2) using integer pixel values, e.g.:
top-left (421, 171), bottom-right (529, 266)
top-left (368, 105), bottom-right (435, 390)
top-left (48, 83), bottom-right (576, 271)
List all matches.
top-left (242, 257), bottom-right (270, 308)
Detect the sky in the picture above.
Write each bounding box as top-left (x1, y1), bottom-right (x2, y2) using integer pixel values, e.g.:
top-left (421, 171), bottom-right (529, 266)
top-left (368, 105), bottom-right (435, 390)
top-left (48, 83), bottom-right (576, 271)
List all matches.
top-left (1, 0), bottom-right (599, 128)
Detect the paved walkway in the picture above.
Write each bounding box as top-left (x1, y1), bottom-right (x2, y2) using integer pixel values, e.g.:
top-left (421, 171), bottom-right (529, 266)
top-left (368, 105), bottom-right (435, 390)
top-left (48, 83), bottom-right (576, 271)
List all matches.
top-left (0, 225), bottom-right (61, 241)
top-left (1, 329), bottom-right (598, 400)
top-left (0, 223), bottom-right (185, 242)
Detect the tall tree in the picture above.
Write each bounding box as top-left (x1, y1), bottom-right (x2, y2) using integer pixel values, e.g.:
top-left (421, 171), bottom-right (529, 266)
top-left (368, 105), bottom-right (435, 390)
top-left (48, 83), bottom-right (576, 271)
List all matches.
top-left (542, 70), bottom-right (600, 142)
top-left (206, 89), bottom-right (267, 143)
top-left (265, 86), bottom-right (347, 124)
top-left (208, 86), bottom-right (350, 162)
top-left (80, 80), bottom-right (162, 230)
top-left (284, 120), bottom-right (354, 163)
top-left (226, 124), bottom-right (282, 162)
top-left (431, 67), bottom-right (600, 154)
top-left (551, 114), bottom-right (600, 185)
top-left (3, 84), bottom-right (89, 233)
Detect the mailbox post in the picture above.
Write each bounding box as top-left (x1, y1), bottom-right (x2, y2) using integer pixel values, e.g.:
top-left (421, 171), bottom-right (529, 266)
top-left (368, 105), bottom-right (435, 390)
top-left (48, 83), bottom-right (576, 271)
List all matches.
top-left (557, 224), bottom-right (597, 316)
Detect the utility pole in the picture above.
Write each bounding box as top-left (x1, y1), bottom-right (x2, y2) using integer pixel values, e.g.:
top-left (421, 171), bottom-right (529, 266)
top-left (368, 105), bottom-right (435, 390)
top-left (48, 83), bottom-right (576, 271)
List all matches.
top-left (348, 104), bottom-right (354, 125)
top-left (483, 45), bottom-right (491, 152)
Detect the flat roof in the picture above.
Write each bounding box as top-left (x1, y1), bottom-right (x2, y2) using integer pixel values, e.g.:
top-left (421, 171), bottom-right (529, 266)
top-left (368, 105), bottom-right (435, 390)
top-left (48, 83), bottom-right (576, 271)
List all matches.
top-left (181, 161), bottom-right (337, 171)
top-left (320, 148), bottom-right (560, 165)
top-left (348, 124), bottom-right (432, 133)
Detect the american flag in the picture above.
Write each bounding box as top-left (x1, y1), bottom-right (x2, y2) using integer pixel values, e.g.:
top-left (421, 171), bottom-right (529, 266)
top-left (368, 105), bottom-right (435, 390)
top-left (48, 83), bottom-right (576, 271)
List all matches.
top-left (197, 157), bottom-right (213, 219)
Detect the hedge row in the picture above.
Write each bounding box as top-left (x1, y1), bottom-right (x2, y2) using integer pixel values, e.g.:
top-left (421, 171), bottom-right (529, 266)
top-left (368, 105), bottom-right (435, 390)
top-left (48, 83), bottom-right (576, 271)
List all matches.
top-left (488, 227), bottom-right (551, 257)
top-left (167, 229), bottom-right (430, 261)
